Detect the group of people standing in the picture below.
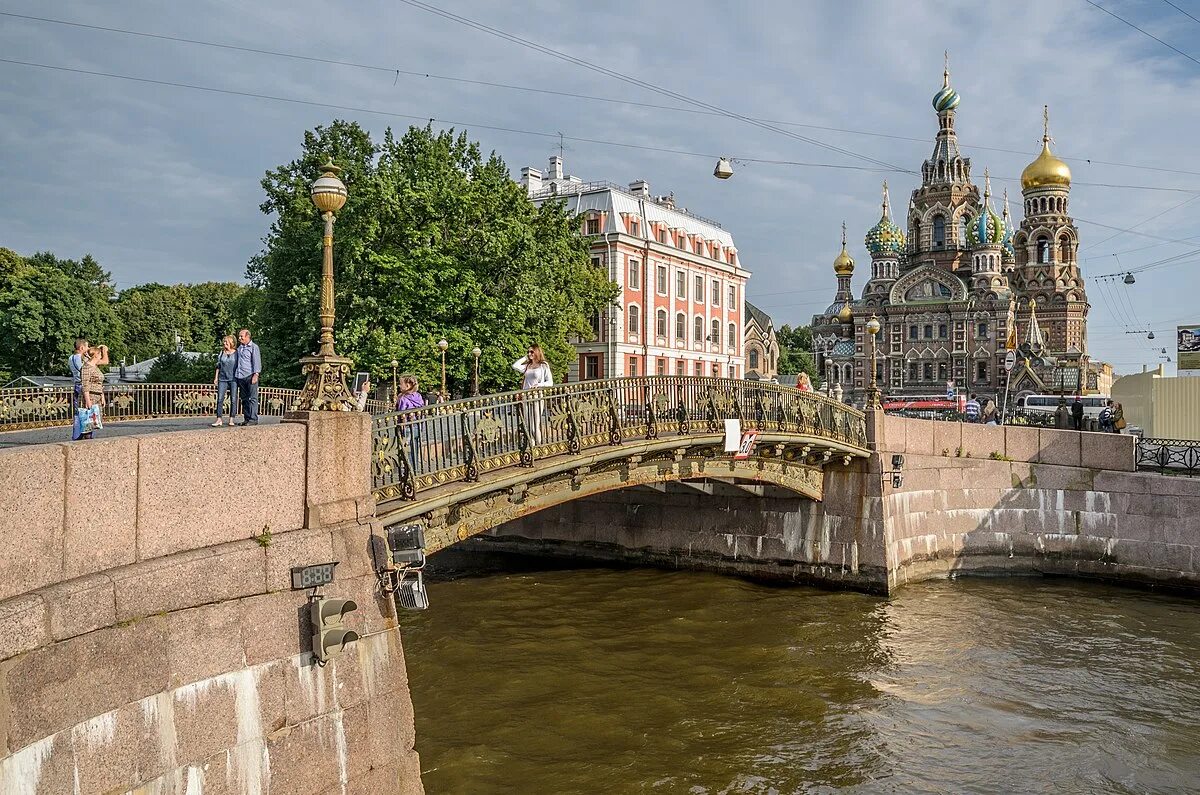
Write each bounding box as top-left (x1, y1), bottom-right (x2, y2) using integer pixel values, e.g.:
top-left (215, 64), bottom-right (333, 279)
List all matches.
top-left (963, 394), bottom-right (1001, 425)
top-left (211, 329), bottom-right (263, 427)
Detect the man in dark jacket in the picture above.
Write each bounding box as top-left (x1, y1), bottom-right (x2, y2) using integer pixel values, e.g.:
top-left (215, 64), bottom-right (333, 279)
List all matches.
top-left (1071, 396), bottom-right (1084, 431)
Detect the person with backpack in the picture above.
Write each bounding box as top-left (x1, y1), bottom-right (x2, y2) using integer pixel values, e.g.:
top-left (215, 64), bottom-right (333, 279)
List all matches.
top-left (1099, 400), bottom-right (1114, 433)
top-left (964, 393), bottom-right (981, 423)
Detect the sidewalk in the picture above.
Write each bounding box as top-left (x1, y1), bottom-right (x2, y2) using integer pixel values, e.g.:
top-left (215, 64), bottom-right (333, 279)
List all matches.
top-left (0, 416), bottom-right (281, 448)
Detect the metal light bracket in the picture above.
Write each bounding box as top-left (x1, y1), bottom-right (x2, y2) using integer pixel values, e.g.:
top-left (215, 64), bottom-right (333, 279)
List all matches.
top-left (883, 453), bottom-right (904, 489)
top-left (380, 522), bottom-right (430, 610)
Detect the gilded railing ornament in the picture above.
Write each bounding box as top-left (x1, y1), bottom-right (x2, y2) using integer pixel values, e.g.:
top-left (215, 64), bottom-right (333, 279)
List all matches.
top-left (676, 401), bottom-right (690, 435)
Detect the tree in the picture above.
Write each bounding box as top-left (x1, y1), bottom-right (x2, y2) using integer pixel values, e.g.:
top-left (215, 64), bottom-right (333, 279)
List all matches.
top-left (0, 248), bottom-right (124, 379)
top-left (114, 281), bottom-right (255, 362)
top-left (777, 324), bottom-right (818, 378)
top-left (249, 121), bottom-right (617, 393)
top-left (144, 351), bottom-right (219, 383)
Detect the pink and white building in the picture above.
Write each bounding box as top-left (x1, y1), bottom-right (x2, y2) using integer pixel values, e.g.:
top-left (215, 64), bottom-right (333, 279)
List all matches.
top-left (522, 156), bottom-right (750, 381)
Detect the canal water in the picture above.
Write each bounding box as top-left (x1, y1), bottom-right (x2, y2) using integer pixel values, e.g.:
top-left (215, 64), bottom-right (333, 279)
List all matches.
top-left (402, 557), bottom-right (1200, 794)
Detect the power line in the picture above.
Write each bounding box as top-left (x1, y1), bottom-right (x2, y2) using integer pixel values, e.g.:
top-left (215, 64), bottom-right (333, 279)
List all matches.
top-left (1083, 0), bottom-right (1200, 68)
top-left (7, 9), bottom-right (1200, 181)
top-left (391, 0), bottom-right (912, 173)
top-left (1081, 192), bottom-right (1200, 251)
top-left (1162, 0), bottom-right (1200, 26)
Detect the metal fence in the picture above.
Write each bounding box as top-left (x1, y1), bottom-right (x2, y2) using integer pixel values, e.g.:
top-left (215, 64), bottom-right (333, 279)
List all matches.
top-left (371, 376), bottom-right (867, 502)
top-left (0, 383), bottom-right (391, 432)
top-left (1136, 437), bottom-right (1200, 476)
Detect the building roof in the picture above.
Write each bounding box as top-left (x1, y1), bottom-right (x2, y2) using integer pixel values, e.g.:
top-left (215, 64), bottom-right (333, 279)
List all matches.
top-left (745, 301), bottom-right (773, 331)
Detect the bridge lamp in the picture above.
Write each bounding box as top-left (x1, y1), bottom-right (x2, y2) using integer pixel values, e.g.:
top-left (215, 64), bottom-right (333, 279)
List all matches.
top-left (391, 359), bottom-right (399, 398)
top-left (884, 453), bottom-right (904, 489)
top-left (437, 339), bottom-right (449, 402)
top-left (471, 347), bottom-right (482, 397)
top-left (295, 159), bottom-right (358, 411)
top-left (713, 157), bottom-right (734, 179)
top-left (865, 315), bottom-right (882, 410)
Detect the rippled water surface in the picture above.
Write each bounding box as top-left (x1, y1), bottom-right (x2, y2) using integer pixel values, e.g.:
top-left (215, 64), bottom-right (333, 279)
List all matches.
top-left (402, 561), bottom-right (1200, 794)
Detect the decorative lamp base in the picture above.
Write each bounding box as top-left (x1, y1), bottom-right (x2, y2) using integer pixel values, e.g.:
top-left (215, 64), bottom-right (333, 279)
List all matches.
top-left (294, 354), bottom-right (359, 412)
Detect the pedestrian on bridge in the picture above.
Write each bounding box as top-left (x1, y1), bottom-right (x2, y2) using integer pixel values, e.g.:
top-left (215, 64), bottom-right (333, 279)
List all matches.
top-left (1099, 400), bottom-right (1114, 433)
top-left (396, 375), bottom-right (426, 473)
top-left (796, 373), bottom-right (813, 392)
top-left (234, 329), bottom-right (261, 426)
top-left (964, 394), bottom-right (981, 423)
top-left (1054, 397), bottom-right (1072, 429)
top-left (212, 335), bottom-right (238, 427)
top-left (74, 345), bottom-right (107, 441)
top-left (1112, 401), bottom-right (1126, 434)
top-left (514, 344), bottom-right (553, 445)
top-left (1071, 396), bottom-right (1084, 431)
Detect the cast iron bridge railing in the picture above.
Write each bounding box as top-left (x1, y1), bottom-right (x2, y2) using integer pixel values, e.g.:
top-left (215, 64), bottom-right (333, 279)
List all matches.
top-left (371, 376), bottom-right (868, 503)
top-left (0, 382), bottom-right (392, 431)
top-left (1136, 437), bottom-right (1200, 476)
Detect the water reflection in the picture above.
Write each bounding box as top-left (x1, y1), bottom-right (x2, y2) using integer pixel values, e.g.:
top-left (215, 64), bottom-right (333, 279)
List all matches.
top-left (403, 559), bottom-right (1200, 794)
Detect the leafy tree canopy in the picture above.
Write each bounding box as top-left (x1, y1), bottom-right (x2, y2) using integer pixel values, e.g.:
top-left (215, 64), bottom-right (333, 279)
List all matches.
top-left (144, 351), bottom-right (220, 383)
top-left (114, 281), bottom-right (256, 362)
top-left (249, 121), bottom-right (617, 394)
top-left (777, 324), bottom-right (817, 378)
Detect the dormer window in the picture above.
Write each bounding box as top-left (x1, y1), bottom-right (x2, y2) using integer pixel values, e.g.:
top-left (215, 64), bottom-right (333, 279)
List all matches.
top-left (585, 217), bottom-right (599, 235)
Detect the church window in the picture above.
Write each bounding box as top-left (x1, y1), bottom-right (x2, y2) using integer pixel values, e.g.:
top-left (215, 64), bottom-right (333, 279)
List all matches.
top-left (978, 321), bottom-right (989, 339)
top-left (938, 362), bottom-right (948, 381)
top-left (749, 349), bottom-right (760, 370)
top-left (977, 360), bottom-right (988, 382)
top-left (957, 216), bottom-right (967, 248)
top-left (938, 323), bottom-right (947, 338)
top-left (911, 218), bottom-right (922, 250)
top-left (1037, 236), bottom-right (1051, 264)
top-left (932, 215), bottom-right (946, 249)
top-left (909, 325), bottom-right (918, 340)
top-left (923, 362), bottom-right (933, 381)
top-left (908, 361), bottom-right (918, 381)
top-left (924, 324), bottom-right (934, 339)
top-left (844, 364), bottom-right (853, 382)
top-left (1059, 236), bottom-right (1071, 263)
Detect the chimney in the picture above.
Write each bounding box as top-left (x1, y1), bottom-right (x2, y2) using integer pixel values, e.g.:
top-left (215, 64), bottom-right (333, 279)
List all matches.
top-left (548, 155), bottom-right (563, 179)
top-left (521, 166), bottom-right (543, 195)
top-left (628, 179), bottom-right (650, 197)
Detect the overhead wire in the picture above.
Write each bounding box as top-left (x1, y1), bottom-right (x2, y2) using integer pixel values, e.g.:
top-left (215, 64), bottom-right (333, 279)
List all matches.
top-left (1084, 0), bottom-right (1200, 67)
top-left (1161, 0), bottom-right (1200, 26)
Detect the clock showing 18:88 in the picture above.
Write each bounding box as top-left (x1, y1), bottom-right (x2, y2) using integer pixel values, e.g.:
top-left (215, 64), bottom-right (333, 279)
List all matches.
top-left (290, 562), bottom-right (338, 590)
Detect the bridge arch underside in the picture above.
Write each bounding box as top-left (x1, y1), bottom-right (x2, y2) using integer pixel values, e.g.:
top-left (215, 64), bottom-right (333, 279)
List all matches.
top-left (378, 434), bottom-right (884, 593)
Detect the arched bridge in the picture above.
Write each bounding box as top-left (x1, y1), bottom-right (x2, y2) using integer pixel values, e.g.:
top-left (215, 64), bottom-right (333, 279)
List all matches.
top-left (371, 377), bottom-right (871, 552)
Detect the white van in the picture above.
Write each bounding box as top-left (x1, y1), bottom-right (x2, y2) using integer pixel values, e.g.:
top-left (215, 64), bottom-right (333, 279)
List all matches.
top-left (1016, 394), bottom-right (1108, 419)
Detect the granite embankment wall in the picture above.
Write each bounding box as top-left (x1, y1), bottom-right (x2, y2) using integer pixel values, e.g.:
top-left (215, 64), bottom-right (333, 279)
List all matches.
top-left (481, 416), bottom-right (1200, 594)
top-left (0, 414), bottom-right (422, 794)
top-left (882, 416), bottom-right (1200, 592)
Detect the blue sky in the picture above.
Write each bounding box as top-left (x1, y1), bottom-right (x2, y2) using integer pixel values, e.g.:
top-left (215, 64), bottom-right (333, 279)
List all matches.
top-left (2, 0), bottom-right (1198, 375)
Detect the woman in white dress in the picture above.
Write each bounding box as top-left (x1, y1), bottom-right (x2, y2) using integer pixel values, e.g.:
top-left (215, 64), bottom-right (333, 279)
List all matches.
top-left (512, 344), bottom-right (553, 445)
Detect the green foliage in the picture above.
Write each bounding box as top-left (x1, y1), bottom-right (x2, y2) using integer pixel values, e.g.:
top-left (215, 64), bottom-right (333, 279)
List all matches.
top-left (249, 121), bottom-right (618, 393)
top-left (144, 351), bottom-right (219, 383)
top-left (0, 248), bottom-right (124, 378)
top-left (115, 282), bottom-right (257, 362)
top-left (776, 323), bottom-right (817, 378)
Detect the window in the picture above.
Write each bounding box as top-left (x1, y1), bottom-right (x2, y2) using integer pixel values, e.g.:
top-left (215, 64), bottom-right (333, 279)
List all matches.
top-left (1059, 236), bottom-right (1071, 263)
top-left (694, 240), bottom-right (703, 255)
top-left (675, 359), bottom-right (685, 376)
top-left (956, 216), bottom-right (967, 248)
top-left (628, 357), bottom-right (638, 376)
top-left (909, 325), bottom-right (918, 340)
top-left (629, 219), bottom-right (640, 236)
top-left (977, 360), bottom-right (988, 382)
top-left (591, 256), bottom-right (601, 269)
top-left (938, 362), bottom-right (948, 381)
top-left (711, 279), bottom-right (720, 306)
top-left (729, 364), bottom-right (736, 378)
top-left (628, 258), bottom-right (641, 289)
top-left (695, 275), bottom-right (704, 303)
top-left (584, 355), bottom-right (600, 380)
top-left (628, 306), bottom-right (640, 334)
top-left (694, 362), bottom-right (704, 377)
top-left (923, 362), bottom-right (933, 380)
top-left (711, 319), bottom-right (720, 345)
top-left (675, 312), bottom-right (686, 340)
top-left (656, 358), bottom-right (666, 376)
top-left (676, 270), bottom-right (686, 299)
top-left (932, 215), bottom-right (946, 249)
top-left (908, 362), bottom-right (918, 381)
top-left (924, 325), bottom-right (933, 339)
top-left (656, 264), bottom-right (668, 294)
top-left (938, 323), bottom-right (947, 338)
top-left (1037, 236), bottom-right (1050, 264)
top-left (657, 227), bottom-right (667, 244)
top-left (749, 349), bottom-right (760, 370)
top-left (678, 232), bottom-right (688, 249)
top-left (729, 252), bottom-right (737, 266)
top-left (728, 285), bottom-right (736, 308)
top-left (585, 218), bottom-right (599, 235)
top-left (728, 322), bottom-right (736, 349)
top-left (693, 316), bottom-right (703, 343)
top-left (978, 321), bottom-right (989, 339)
top-left (656, 309), bottom-right (667, 338)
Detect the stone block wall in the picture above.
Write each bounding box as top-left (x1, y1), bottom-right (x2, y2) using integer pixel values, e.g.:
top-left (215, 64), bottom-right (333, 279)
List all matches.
top-left (473, 461), bottom-right (891, 593)
top-left (0, 413), bottom-right (423, 794)
top-left (879, 416), bottom-right (1198, 592)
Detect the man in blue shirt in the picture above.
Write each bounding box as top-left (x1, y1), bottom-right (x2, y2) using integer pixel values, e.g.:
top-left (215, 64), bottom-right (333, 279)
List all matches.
top-left (234, 328), bottom-right (262, 426)
top-left (68, 338), bottom-right (87, 411)
top-left (964, 394), bottom-right (981, 423)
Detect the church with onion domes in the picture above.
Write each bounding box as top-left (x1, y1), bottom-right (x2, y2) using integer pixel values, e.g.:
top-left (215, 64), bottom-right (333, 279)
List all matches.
top-left (812, 58), bottom-right (1109, 408)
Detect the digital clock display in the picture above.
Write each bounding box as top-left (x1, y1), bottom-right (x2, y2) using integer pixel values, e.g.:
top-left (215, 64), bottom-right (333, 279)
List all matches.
top-left (291, 562), bottom-right (338, 590)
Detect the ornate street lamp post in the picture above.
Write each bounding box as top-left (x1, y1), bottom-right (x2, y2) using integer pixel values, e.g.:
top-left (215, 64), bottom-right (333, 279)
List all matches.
top-left (437, 338), bottom-right (448, 402)
top-left (390, 358), bottom-right (399, 401)
top-left (471, 347), bottom-right (482, 397)
top-left (295, 160), bottom-right (357, 411)
top-left (866, 315), bottom-right (882, 409)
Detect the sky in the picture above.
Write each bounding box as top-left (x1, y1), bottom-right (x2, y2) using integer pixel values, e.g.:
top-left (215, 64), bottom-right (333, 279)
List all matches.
top-left (2, 0), bottom-right (1199, 376)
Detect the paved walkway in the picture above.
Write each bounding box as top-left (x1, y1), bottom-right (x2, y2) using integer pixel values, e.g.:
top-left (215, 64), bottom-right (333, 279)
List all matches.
top-left (0, 416), bottom-right (281, 448)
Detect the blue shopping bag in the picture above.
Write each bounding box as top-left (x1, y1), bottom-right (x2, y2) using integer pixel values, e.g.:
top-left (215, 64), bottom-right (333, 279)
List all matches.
top-left (71, 405), bottom-right (103, 440)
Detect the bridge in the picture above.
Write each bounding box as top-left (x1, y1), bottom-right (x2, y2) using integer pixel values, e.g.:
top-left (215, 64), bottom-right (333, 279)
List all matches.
top-left (367, 377), bottom-right (871, 552)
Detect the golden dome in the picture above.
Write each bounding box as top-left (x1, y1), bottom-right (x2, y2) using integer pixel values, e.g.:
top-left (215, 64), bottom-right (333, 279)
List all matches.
top-left (838, 302), bottom-right (853, 323)
top-left (833, 220), bottom-right (854, 275)
top-left (1021, 106), bottom-right (1071, 190)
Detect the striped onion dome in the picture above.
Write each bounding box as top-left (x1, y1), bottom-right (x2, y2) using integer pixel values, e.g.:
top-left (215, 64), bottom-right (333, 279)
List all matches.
top-left (865, 181), bottom-right (906, 256)
top-left (932, 56), bottom-right (960, 113)
top-left (966, 171), bottom-right (1005, 248)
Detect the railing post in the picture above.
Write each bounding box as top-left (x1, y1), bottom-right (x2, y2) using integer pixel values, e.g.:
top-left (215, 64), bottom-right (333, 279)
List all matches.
top-left (606, 388), bottom-right (622, 445)
top-left (565, 397), bottom-right (581, 455)
top-left (461, 412), bottom-right (479, 482)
